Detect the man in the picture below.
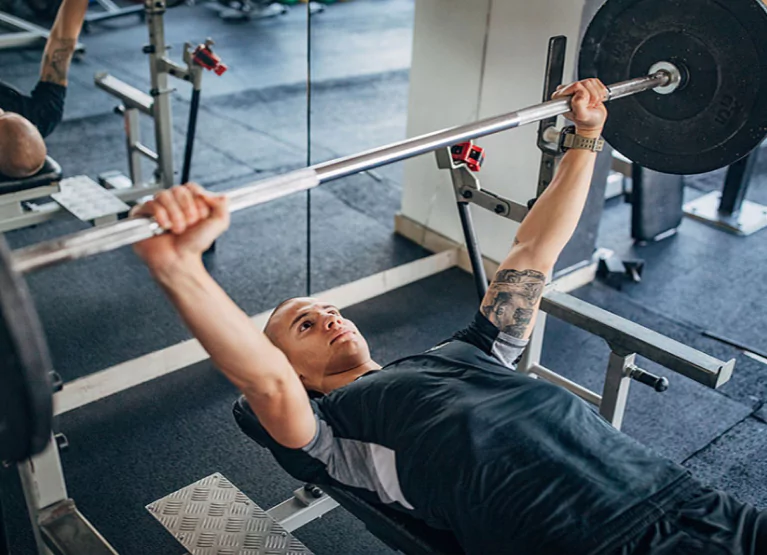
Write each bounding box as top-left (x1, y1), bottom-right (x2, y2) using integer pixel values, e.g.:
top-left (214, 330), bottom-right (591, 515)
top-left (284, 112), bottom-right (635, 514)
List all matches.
top-left (132, 80), bottom-right (766, 554)
top-left (0, 0), bottom-right (88, 178)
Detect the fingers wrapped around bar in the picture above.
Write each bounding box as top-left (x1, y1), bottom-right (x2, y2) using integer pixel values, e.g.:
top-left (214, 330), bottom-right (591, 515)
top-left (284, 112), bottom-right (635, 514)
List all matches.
top-left (131, 184), bottom-right (230, 271)
top-left (552, 79), bottom-right (608, 137)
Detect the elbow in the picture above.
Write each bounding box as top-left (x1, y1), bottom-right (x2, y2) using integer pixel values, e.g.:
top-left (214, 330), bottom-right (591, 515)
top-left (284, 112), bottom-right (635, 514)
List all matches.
top-left (506, 241), bottom-right (556, 275)
top-left (241, 375), bottom-right (294, 404)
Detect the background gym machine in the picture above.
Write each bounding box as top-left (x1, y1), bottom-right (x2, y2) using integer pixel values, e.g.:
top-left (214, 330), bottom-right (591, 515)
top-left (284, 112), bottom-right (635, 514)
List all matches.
top-left (95, 0), bottom-right (227, 191)
top-left (0, 0), bottom-right (225, 234)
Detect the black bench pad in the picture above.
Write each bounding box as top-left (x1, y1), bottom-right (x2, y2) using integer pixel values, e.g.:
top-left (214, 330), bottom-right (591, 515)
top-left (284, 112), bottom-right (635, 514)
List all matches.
top-left (233, 395), bottom-right (465, 555)
top-left (0, 157), bottom-right (62, 195)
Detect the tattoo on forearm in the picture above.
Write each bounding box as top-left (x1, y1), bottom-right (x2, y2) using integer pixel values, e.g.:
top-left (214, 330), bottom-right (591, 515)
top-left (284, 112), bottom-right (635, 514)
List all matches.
top-left (41, 39), bottom-right (76, 85)
top-left (481, 269), bottom-right (546, 339)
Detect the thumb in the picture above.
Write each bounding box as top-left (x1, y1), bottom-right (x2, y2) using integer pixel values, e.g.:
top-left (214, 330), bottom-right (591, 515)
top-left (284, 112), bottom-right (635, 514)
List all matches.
top-left (199, 194), bottom-right (230, 237)
top-left (204, 194), bottom-right (230, 229)
top-left (569, 88), bottom-right (588, 112)
top-left (187, 184), bottom-right (230, 227)
top-left (208, 194), bottom-right (229, 219)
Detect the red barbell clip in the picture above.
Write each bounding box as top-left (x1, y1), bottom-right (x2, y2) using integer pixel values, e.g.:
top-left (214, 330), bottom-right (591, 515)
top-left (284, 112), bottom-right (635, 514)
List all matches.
top-left (450, 141), bottom-right (485, 172)
top-left (193, 43), bottom-right (228, 76)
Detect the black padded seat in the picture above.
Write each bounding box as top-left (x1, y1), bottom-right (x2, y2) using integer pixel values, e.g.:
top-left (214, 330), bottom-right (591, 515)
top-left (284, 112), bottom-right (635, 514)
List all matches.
top-left (0, 157), bottom-right (62, 195)
top-left (233, 395), bottom-right (465, 555)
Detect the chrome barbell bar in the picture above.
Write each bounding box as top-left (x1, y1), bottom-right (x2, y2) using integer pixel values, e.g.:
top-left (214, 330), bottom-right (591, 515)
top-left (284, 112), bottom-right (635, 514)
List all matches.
top-left (11, 71), bottom-right (674, 274)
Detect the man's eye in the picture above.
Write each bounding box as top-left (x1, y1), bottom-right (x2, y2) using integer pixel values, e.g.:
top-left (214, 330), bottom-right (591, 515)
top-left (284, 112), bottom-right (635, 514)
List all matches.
top-left (299, 320), bottom-right (313, 332)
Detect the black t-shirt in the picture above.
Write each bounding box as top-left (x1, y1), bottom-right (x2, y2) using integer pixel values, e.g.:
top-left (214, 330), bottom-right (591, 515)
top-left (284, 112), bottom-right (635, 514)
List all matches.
top-left (245, 312), bottom-right (696, 555)
top-left (0, 80), bottom-right (66, 137)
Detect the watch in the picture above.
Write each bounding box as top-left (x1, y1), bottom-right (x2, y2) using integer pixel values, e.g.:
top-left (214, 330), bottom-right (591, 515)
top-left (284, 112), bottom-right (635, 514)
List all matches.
top-left (560, 126), bottom-right (605, 153)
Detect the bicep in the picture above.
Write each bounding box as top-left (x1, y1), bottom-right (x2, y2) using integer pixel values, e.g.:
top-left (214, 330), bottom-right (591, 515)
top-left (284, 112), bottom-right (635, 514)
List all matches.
top-left (241, 347), bottom-right (317, 450)
top-left (244, 382), bottom-right (316, 449)
top-left (481, 245), bottom-right (548, 341)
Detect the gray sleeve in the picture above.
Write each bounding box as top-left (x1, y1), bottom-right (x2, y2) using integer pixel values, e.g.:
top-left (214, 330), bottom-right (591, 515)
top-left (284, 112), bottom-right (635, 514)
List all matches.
top-left (234, 395), bottom-right (412, 509)
top-left (303, 417), bottom-right (415, 510)
top-left (452, 311), bottom-right (528, 368)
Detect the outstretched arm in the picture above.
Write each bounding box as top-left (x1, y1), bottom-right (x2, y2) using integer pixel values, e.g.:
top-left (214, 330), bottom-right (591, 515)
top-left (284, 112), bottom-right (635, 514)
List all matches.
top-left (132, 185), bottom-right (317, 449)
top-left (481, 79), bottom-right (608, 340)
top-left (40, 0), bottom-right (89, 86)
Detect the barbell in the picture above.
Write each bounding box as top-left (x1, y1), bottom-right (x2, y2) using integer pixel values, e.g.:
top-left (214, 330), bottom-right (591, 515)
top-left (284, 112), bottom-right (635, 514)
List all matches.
top-left (2, 0), bottom-right (767, 464)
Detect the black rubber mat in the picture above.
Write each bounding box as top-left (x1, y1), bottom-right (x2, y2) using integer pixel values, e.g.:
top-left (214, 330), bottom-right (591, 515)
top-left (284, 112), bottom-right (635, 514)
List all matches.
top-left (0, 268), bottom-right (480, 555)
top-left (596, 177), bottom-right (767, 356)
top-left (2, 2), bottom-right (765, 553)
top-left (2, 267), bottom-right (764, 555)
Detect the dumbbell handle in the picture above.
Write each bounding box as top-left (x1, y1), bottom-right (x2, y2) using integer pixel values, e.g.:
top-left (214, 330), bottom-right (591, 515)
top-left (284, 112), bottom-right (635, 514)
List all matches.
top-left (627, 365), bottom-right (669, 392)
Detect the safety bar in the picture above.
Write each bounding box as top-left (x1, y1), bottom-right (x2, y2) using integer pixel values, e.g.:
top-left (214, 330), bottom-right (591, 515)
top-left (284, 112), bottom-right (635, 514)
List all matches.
top-left (0, 12), bottom-right (86, 53)
top-left (39, 500), bottom-right (118, 555)
top-left (527, 363), bottom-right (603, 405)
top-left (133, 143), bottom-right (159, 163)
top-left (541, 290), bottom-right (735, 389)
top-left (94, 73), bottom-right (154, 116)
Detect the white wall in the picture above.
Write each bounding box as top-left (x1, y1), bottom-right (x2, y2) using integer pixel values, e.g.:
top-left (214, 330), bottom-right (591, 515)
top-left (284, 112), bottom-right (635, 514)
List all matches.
top-left (402, 0), bottom-right (586, 263)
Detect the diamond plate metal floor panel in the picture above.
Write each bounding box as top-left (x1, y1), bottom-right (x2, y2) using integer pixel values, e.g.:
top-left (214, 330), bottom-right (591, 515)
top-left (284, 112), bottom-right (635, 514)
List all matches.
top-left (147, 473), bottom-right (312, 555)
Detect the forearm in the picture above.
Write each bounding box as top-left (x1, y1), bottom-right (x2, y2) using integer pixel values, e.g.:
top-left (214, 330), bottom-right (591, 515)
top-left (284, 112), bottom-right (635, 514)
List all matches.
top-left (482, 147), bottom-right (597, 340)
top-left (41, 0), bottom-right (88, 85)
top-left (514, 145), bottom-right (598, 266)
top-left (154, 259), bottom-right (295, 397)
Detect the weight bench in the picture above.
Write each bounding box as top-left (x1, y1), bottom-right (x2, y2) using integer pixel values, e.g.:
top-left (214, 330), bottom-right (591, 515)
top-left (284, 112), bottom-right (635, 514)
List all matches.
top-left (0, 157), bottom-right (61, 196)
top-left (0, 157), bottom-right (63, 232)
top-left (0, 159), bottom-right (135, 231)
top-left (231, 275), bottom-right (735, 554)
top-left (233, 396), bottom-right (466, 555)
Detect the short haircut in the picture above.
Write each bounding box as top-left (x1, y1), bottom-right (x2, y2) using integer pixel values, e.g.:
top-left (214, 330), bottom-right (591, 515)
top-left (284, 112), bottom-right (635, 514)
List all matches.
top-left (0, 114), bottom-right (46, 178)
top-left (263, 297), bottom-right (297, 342)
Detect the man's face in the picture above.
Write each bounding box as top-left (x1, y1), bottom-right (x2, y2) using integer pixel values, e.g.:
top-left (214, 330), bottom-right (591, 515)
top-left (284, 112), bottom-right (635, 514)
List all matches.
top-left (266, 297), bottom-right (372, 390)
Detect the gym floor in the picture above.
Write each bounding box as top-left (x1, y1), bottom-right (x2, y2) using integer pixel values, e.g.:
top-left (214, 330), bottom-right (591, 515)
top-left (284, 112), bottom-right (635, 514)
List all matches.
top-left (1, 1), bottom-right (766, 553)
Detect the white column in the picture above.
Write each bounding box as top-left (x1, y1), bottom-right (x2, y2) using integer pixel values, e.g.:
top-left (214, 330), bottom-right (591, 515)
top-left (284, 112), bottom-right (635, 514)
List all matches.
top-left (401, 0), bottom-right (586, 264)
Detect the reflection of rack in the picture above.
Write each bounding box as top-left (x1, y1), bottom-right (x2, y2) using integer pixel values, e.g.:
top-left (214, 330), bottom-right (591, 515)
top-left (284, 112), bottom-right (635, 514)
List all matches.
top-left (0, 10), bottom-right (85, 52)
top-left (84, 0), bottom-right (144, 32)
top-left (214, 1), bottom-right (325, 21)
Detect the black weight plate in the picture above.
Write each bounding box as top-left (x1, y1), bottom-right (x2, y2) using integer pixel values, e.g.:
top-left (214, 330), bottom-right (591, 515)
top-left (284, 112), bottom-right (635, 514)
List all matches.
top-left (579, 0), bottom-right (767, 175)
top-left (0, 236), bottom-right (53, 463)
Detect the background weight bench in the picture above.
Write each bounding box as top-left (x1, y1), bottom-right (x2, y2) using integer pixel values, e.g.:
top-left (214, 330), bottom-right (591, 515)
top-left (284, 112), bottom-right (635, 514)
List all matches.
top-left (0, 157), bottom-right (63, 232)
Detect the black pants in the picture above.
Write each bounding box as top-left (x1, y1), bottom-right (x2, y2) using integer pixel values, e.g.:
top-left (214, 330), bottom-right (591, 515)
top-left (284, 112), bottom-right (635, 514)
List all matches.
top-left (616, 486), bottom-right (767, 555)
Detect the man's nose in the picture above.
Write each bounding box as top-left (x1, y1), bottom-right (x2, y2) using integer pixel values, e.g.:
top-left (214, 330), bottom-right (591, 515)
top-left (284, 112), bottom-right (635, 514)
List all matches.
top-left (324, 313), bottom-right (342, 329)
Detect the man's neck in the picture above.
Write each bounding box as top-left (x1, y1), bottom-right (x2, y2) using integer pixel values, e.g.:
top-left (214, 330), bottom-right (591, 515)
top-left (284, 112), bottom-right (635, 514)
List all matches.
top-left (321, 360), bottom-right (381, 393)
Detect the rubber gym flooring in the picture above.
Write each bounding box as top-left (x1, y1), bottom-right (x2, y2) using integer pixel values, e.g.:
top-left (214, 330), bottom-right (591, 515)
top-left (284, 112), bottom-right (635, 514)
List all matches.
top-left (1, 1), bottom-right (766, 553)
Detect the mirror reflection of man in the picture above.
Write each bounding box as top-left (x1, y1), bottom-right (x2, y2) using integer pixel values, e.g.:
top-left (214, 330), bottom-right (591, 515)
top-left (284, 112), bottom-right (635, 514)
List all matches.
top-left (0, 0), bottom-right (88, 178)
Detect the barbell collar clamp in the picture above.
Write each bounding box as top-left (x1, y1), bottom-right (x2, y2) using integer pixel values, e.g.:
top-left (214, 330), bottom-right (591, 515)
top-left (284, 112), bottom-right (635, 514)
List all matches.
top-left (648, 62), bottom-right (683, 95)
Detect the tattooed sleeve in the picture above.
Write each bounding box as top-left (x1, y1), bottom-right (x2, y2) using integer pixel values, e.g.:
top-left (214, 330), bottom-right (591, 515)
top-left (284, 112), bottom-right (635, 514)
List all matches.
top-left (480, 269), bottom-right (546, 339)
top-left (41, 39), bottom-right (76, 86)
